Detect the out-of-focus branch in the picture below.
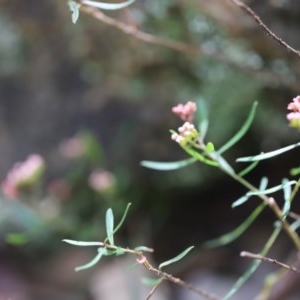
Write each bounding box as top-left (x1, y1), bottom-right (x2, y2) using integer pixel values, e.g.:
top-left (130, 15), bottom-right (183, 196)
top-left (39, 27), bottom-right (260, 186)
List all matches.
top-left (241, 251), bottom-right (300, 274)
top-left (79, 4), bottom-right (201, 55)
top-left (77, 3), bottom-right (298, 90)
top-left (229, 0), bottom-right (300, 59)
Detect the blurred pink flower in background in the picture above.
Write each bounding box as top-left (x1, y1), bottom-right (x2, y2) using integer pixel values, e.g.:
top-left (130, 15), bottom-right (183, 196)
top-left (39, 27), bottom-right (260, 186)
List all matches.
top-left (59, 137), bottom-right (85, 159)
top-left (287, 95), bottom-right (300, 129)
top-left (88, 169), bottom-right (116, 193)
top-left (1, 154), bottom-right (45, 199)
top-left (172, 101), bottom-right (197, 122)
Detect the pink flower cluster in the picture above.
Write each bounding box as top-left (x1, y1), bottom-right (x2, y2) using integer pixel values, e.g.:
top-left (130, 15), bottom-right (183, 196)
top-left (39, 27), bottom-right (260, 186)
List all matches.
top-left (1, 154), bottom-right (45, 199)
top-left (59, 136), bottom-right (85, 159)
top-left (171, 122), bottom-right (198, 146)
top-left (287, 95), bottom-right (300, 129)
top-left (88, 169), bottom-right (116, 193)
top-left (172, 101), bottom-right (197, 122)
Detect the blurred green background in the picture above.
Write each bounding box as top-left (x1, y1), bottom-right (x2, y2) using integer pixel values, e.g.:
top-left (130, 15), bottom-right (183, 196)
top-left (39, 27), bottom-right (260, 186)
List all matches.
top-left (0, 0), bottom-right (300, 299)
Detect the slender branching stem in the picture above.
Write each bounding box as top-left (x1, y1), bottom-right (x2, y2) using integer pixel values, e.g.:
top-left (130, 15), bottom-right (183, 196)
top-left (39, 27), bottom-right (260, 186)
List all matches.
top-left (229, 0), bottom-right (300, 59)
top-left (101, 243), bottom-right (221, 300)
top-left (240, 251), bottom-right (300, 274)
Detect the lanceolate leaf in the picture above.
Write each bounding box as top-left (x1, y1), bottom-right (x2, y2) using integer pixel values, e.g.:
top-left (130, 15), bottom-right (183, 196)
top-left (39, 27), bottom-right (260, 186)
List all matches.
top-left (183, 147), bottom-right (218, 167)
top-left (112, 202), bottom-right (131, 236)
top-left (105, 208), bottom-right (114, 245)
top-left (68, 0), bottom-right (81, 24)
top-left (62, 239), bottom-right (103, 246)
top-left (75, 247), bottom-right (105, 271)
top-left (238, 160), bottom-right (259, 177)
top-left (231, 195), bottom-right (250, 208)
top-left (204, 203), bottom-right (266, 248)
top-left (140, 157), bottom-right (197, 171)
top-left (232, 177), bottom-right (268, 208)
top-left (247, 180), bottom-right (296, 196)
top-left (197, 98), bottom-right (209, 139)
top-left (282, 178), bottom-right (291, 219)
top-left (159, 246), bottom-right (194, 269)
top-left (218, 102), bottom-right (258, 154)
top-left (81, 0), bottom-right (135, 10)
top-left (237, 142), bottom-right (300, 162)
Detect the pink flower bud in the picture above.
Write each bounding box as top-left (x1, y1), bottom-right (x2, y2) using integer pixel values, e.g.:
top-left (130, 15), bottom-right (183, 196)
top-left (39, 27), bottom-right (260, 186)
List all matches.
top-left (172, 101), bottom-right (197, 122)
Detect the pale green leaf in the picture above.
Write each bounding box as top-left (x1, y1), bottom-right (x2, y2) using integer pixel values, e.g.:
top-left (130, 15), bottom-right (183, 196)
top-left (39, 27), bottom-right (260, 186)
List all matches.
top-left (63, 239), bottom-right (103, 246)
top-left (75, 247), bottom-right (105, 271)
top-left (140, 157), bottom-right (197, 171)
top-left (204, 203), bottom-right (266, 248)
top-left (218, 102), bottom-right (258, 154)
top-left (247, 180), bottom-right (296, 196)
top-left (159, 246), bottom-right (194, 270)
top-left (105, 208), bottom-right (114, 245)
top-left (68, 1), bottom-right (81, 24)
top-left (197, 98), bottom-right (209, 139)
top-left (81, 0), bottom-right (135, 10)
top-left (282, 178), bottom-right (291, 219)
top-left (232, 195), bottom-right (250, 208)
top-left (183, 147), bottom-right (219, 167)
top-left (112, 202), bottom-right (131, 235)
top-left (238, 160), bottom-right (259, 177)
top-left (209, 151), bottom-right (234, 174)
top-left (232, 177), bottom-right (268, 208)
top-left (237, 142), bottom-right (300, 162)
top-left (134, 246), bottom-right (154, 252)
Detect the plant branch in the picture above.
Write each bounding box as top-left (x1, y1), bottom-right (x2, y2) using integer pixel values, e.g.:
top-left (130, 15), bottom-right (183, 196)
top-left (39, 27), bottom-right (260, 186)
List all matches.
top-left (76, 3), bottom-right (299, 89)
top-left (102, 243), bottom-right (221, 300)
top-left (229, 0), bottom-right (300, 59)
top-left (205, 151), bottom-right (300, 250)
top-left (79, 4), bottom-right (200, 55)
top-left (241, 251), bottom-right (300, 274)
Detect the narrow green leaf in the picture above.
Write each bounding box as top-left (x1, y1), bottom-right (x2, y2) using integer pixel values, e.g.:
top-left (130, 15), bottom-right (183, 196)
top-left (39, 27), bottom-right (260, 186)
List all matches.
top-left (238, 161), bottom-right (259, 177)
top-left (197, 98), bottom-right (209, 139)
top-left (223, 227), bottom-right (281, 299)
top-left (218, 102), bottom-right (258, 154)
top-left (247, 180), bottom-right (296, 196)
top-left (183, 147), bottom-right (218, 167)
top-left (209, 151), bottom-right (235, 174)
top-left (68, 0), bottom-right (80, 24)
top-left (159, 246), bottom-right (194, 270)
top-left (134, 246), bottom-right (154, 252)
top-left (111, 202), bottom-right (131, 236)
top-left (81, 0), bottom-right (135, 10)
top-left (105, 208), bottom-right (114, 245)
top-left (232, 195), bottom-right (250, 208)
top-left (282, 178), bottom-right (291, 219)
top-left (140, 157), bottom-right (197, 171)
top-left (63, 239), bottom-right (103, 246)
top-left (204, 203), bottom-right (266, 248)
top-left (232, 177), bottom-right (268, 208)
top-left (75, 247), bottom-right (105, 271)
top-left (237, 142), bottom-right (300, 162)
top-left (259, 177), bottom-right (269, 190)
